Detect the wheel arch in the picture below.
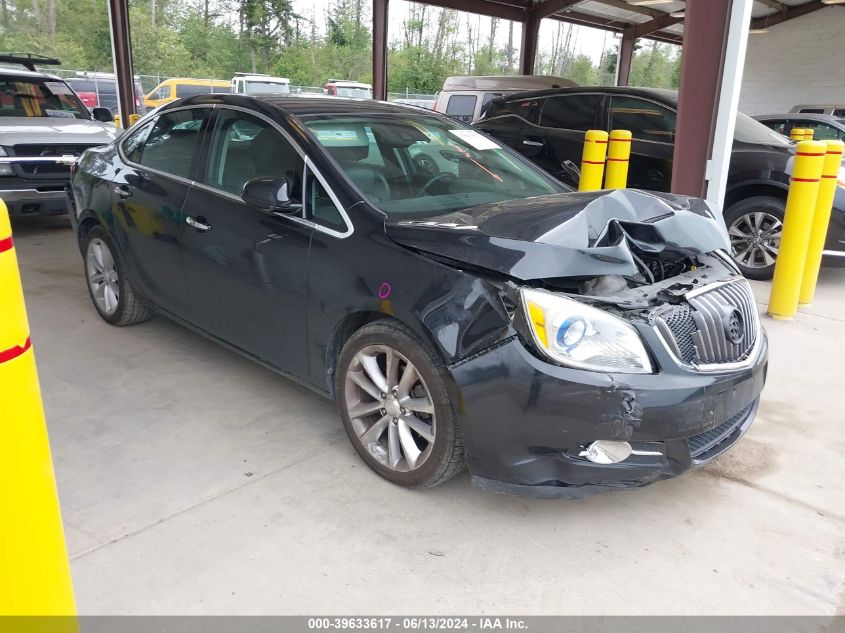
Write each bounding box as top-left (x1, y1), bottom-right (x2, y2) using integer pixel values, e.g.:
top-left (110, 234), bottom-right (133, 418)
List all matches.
top-left (724, 181), bottom-right (788, 210)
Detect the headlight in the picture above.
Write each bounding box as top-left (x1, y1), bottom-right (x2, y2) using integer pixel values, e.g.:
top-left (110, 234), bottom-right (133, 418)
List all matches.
top-left (0, 146), bottom-right (11, 176)
top-left (520, 287), bottom-right (653, 374)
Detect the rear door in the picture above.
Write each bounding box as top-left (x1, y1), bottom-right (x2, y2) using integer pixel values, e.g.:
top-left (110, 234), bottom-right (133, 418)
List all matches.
top-left (111, 106), bottom-right (211, 318)
top-left (180, 107), bottom-right (313, 375)
top-left (534, 93), bottom-right (603, 186)
top-left (606, 95), bottom-right (675, 192)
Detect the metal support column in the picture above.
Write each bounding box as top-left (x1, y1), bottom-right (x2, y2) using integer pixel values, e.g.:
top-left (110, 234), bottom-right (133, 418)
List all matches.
top-left (372, 0), bottom-right (389, 101)
top-left (520, 9), bottom-right (541, 76)
top-left (616, 32), bottom-right (635, 86)
top-left (671, 0), bottom-right (733, 198)
top-left (107, 0), bottom-right (136, 126)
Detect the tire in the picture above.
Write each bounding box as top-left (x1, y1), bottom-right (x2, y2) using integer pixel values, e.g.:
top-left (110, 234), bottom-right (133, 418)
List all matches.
top-left (335, 319), bottom-right (465, 489)
top-left (82, 225), bottom-right (153, 326)
top-left (723, 195), bottom-right (785, 280)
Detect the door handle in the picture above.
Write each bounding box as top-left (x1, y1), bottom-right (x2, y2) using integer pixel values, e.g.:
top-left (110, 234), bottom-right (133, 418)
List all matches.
top-left (522, 139), bottom-right (544, 147)
top-left (186, 215), bottom-right (212, 232)
top-left (113, 184), bottom-right (131, 199)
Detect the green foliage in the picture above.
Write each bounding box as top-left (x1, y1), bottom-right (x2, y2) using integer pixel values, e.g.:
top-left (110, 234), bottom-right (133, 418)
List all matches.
top-left (0, 0), bottom-right (682, 93)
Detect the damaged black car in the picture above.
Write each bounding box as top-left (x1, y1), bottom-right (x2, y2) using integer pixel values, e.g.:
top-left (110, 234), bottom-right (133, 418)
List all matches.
top-left (68, 96), bottom-right (767, 498)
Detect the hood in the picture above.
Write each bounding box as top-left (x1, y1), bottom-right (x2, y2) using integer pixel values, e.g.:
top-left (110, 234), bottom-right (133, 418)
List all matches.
top-left (385, 189), bottom-right (730, 280)
top-left (0, 117), bottom-right (117, 145)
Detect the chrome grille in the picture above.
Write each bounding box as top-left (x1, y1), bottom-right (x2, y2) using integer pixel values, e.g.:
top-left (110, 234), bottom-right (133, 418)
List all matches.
top-left (12, 143), bottom-right (100, 157)
top-left (656, 279), bottom-right (759, 368)
top-left (11, 144), bottom-right (100, 180)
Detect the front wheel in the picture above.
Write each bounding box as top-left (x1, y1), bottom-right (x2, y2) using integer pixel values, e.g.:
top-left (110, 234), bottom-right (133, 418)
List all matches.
top-left (723, 196), bottom-right (785, 280)
top-left (83, 226), bottom-right (152, 326)
top-left (335, 320), bottom-right (465, 489)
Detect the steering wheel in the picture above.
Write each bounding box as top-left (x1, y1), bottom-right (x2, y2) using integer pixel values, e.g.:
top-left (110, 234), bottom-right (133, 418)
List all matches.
top-left (413, 153), bottom-right (439, 177)
top-left (419, 172), bottom-right (457, 196)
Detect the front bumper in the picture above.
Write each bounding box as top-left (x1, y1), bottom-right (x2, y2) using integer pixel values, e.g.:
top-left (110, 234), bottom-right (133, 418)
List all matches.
top-left (450, 333), bottom-right (768, 499)
top-left (0, 186), bottom-right (70, 216)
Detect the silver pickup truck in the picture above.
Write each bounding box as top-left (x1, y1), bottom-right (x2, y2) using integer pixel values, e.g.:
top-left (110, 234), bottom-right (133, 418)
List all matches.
top-left (0, 54), bottom-right (117, 217)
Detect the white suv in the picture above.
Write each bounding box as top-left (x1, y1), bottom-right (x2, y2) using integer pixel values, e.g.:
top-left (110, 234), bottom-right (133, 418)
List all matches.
top-left (0, 54), bottom-right (116, 217)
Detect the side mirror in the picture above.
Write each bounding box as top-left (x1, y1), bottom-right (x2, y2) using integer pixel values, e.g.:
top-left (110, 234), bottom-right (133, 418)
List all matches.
top-left (560, 159), bottom-right (581, 187)
top-left (92, 107), bottom-right (114, 123)
top-left (241, 177), bottom-right (302, 214)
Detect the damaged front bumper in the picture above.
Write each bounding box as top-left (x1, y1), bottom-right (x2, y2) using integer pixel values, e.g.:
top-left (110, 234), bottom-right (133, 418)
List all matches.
top-left (449, 328), bottom-right (768, 499)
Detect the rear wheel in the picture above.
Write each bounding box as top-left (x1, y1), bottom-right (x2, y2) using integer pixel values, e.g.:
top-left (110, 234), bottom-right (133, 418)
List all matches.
top-left (336, 320), bottom-right (465, 489)
top-left (724, 196), bottom-right (785, 280)
top-left (83, 226), bottom-right (152, 326)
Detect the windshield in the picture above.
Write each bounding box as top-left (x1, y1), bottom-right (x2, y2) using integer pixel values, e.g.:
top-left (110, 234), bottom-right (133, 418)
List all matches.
top-left (336, 87), bottom-right (372, 99)
top-left (734, 112), bottom-right (791, 146)
top-left (304, 114), bottom-right (564, 217)
top-left (246, 81), bottom-right (290, 95)
top-left (0, 77), bottom-right (89, 119)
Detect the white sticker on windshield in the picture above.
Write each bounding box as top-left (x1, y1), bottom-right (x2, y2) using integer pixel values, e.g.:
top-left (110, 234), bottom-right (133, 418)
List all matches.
top-left (45, 109), bottom-right (76, 119)
top-left (448, 129), bottom-right (500, 150)
top-left (43, 81), bottom-right (74, 96)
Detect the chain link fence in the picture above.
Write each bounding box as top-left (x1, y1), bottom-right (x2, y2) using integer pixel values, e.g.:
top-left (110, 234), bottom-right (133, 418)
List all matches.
top-left (49, 68), bottom-right (437, 108)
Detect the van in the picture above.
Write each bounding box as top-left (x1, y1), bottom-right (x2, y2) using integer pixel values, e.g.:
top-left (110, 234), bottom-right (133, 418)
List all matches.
top-left (231, 73), bottom-right (290, 95)
top-left (64, 72), bottom-right (146, 115)
top-left (434, 75), bottom-right (577, 123)
top-left (144, 78), bottom-right (230, 109)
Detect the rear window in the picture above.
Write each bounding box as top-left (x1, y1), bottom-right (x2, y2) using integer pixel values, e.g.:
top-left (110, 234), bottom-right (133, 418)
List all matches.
top-left (608, 96), bottom-right (676, 143)
top-left (445, 95), bottom-right (477, 123)
top-left (798, 108), bottom-right (825, 114)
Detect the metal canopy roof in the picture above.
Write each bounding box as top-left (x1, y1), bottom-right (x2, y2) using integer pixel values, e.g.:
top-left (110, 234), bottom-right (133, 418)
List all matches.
top-left (410, 0), bottom-right (833, 45)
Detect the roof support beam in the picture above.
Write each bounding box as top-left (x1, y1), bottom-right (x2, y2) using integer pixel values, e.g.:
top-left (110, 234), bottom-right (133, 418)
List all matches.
top-left (106, 0), bottom-right (135, 125)
top-left (535, 0), bottom-right (582, 19)
top-left (520, 6), bottom-right (542, 74)
top-left (546, 11), bottom-right (683, 44)
top-left (593, 0), bottom-right (663, 19)
top-left (405, 0), bottom-right (526, 21)
top-left (616, 31), bottom-right (636, 86)
top-left (372, 0), bottom-right (388, 100)
top-left (624, 11), bottom-right (684, 39)
top-left (751, 0), bottom-right (826, 29)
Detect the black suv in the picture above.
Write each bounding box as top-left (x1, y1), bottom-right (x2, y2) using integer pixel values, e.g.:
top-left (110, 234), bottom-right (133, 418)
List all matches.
top-left (475, 86), bottom-right (845, 280)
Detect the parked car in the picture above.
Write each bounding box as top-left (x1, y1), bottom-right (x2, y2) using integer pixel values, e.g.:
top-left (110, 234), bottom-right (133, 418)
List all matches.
top-left (143, 78), bottom-right (230, 109)
top-left (69, 94), bottom-right (766, 498)
top-left (231, 73), bottom-right (290, 95)
top-left (64, 73), bottom-right (146, 116)
top-left (754, 112), bottom-right (845, 141)
top-left (790, 104), bottom-right (845, 117)
top-left (0, 54), bottom-right (116, 217)
top-left (324, 80), bottom-right (372, 98)
top-left (434, 75), bottom-right (577, 124)
top-left (476, 86), bottom-right (845, 279)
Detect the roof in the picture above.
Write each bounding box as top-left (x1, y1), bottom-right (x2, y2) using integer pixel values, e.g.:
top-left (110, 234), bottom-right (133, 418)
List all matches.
top-left (238, 75), bottom-right (290, 83)
top-left (754, 113), bottom-right (845, 124)
top-left (171, 94), bottom-right (441, 119)
top-left (0, 65), bottom-right (60, 80)
top-left (326, 80), bottom-right (372, 88)
top-left (408, 0), bottom-right (837, 46)
top-left (441, 75), bottom-right (577, 91)
top-left (496, 85), bottom-right (679, 106)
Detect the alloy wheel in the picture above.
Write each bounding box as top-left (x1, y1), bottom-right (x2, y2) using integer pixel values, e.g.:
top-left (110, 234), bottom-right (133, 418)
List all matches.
top-left (343, 345), bottom-right (436, 472)
top-left (728, 211), bottom-right (782, 269)
top-left (86, 237), bottom-right (120, 315)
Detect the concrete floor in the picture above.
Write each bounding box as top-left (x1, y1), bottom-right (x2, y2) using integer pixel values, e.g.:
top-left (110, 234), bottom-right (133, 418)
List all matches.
top-left (12, 216), bottom-right (845, 615)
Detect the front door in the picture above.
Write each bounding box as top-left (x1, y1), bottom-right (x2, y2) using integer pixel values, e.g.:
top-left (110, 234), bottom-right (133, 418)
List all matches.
top-left (180, 107), bottom-right (313, 376)
top-left (111, 106), bottom-right (211, 317)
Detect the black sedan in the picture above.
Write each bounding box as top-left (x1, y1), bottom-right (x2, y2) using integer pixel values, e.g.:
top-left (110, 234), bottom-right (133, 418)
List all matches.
top-left (475, 86), bottom-right (845, 280)
top-left (68, 95), bottom-right (767, 498)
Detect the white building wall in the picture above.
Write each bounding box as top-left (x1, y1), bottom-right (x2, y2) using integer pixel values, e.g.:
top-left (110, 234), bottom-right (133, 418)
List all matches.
top-left (739, 6), bottom-right (845, 115)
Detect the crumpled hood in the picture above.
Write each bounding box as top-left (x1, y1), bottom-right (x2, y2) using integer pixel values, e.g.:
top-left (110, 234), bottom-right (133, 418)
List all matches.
top-left (0, 117), bottom-right (117, 145)
top-left (385, 189), bottom-right (730, 280)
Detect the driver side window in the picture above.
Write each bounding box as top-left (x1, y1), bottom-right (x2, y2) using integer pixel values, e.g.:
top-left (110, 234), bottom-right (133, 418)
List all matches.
top-left (203, 109), bottom-right (304, 198)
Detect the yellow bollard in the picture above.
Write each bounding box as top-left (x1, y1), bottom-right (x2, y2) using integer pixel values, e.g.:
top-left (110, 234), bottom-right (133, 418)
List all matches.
top-left (0, 200), bottom-right (76, 616)
top-left (114, 114), bottom-right (121, 128)
top-left (767, 140), bottom-right (826, 319)
top-left (803, 128), bottom-right (814, 140)
top-left (578, 130), bottom-right (609, 192)
top-left (799, 139), bottom-right (845, 306)
top-left (128, 113), bottom-right (141, 127)
top-left (604, 129), bottom-right (632, 189)
top-left (789, 128), bottom-right (804, 142)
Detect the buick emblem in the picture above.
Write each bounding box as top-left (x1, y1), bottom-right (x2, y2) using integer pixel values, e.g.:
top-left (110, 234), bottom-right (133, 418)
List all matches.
top-left (723, 309), bottom-right (745, 345)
